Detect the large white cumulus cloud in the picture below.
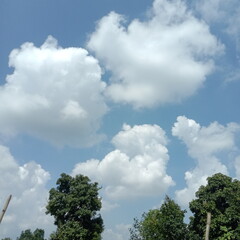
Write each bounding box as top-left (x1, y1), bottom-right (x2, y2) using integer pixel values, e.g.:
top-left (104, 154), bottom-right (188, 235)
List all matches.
top-left (87, 0), bottom-right (223, 108)
top-left (0, 145), bottom-right (54, 239)
top-left (72, 124), bottom-right (174, 199)
top-left (0, 36), bottom-right (107, 147)
top-left (172, 116), bottom-right (240, 206)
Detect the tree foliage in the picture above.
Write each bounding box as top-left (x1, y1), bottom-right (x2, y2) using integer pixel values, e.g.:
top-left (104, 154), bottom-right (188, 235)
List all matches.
top-left (129, 196), bottom-right (187, 240)
top-left (189, 173), bottom-right (240, 239)
top-left (16, 229), bottom-right (45, 240)
top-left (2, 173), bottom-right (239, 240)
top-left (46, 173), bottom-right (103, 240)
top-left (1, 229), bottom-right (44, 240)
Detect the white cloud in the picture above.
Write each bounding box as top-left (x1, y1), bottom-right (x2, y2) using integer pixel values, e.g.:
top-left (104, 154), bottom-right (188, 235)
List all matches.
top-left (0, 36), bottom-right (107, 147)
top-left (87, 0), bottom-right (223, 108)
top-left (72, 124), bottom-right (174, 200)
top-left (172, 116), bottom-right (240, 206)
top-left (103, 224), bottom-right (130, 240)
top-left (0, 145), bottom-right (54, 239)
top-left (101, 199), bottom-right (119, 212)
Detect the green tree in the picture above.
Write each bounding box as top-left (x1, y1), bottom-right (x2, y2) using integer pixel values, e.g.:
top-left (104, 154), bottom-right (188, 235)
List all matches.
top-left (16, 229), bottom-right (45, 240)
top-left (129, 196), bottom-right (187, 240)
top-left (46, 173), bottom-right (103, 240)
top-left (1, 229), bottom-right (44, 240)
top-left (32, 229), bottom-right (45, 240)
top-left (189, 173), bottom-right (240, 239)
top-left (17, 229), bottom-right (32, 240)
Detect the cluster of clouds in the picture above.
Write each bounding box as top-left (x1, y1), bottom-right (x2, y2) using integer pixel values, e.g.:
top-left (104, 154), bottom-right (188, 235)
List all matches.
top-left (0, 116), bottom-right (238, 238)
top-left (71, 117), bottom-right (240, 239)
top-left (0, 145), bottom-right (55, 239)
top-left (0, 0), bottom-right (224, 148)
top-left (71, 117), bottom-right (240, 208)
top-left (1, 116), bottom-right (239, 238)
top-left (0, 0), bottom-right (239, 239)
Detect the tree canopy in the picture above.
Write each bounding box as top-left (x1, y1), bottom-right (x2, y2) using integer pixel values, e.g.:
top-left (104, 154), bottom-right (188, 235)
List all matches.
top-left (129, 196), bottom-right (187, 240)
top-left (2, 172), bottom-right (239, 240)
top-left (189, 173), bottom-right (240, 239)
top-left (46, 173), bottom-right (103, 240)
top-left (16, 229), bottom-right (45, 240)
top-left (130, 173), bottom-right (240, 240)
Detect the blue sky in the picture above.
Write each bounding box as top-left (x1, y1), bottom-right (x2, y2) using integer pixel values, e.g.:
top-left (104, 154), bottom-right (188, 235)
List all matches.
top-left (0, 0), bottom-right (240, 239)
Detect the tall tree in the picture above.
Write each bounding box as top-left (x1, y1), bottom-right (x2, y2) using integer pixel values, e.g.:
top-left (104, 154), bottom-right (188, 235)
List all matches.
top-left (129, 196), bottom-right (187, 240)
top-left (189, 173), bottom-right (240, 239)
top-left (46, 173), bottom-right (103, 240)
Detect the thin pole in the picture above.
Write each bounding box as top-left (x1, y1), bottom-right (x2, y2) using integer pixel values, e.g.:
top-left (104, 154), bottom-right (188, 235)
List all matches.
top-left (0, 195), bottom-right (12, 224)
top-left (205, 212), bottom-right (211, 240)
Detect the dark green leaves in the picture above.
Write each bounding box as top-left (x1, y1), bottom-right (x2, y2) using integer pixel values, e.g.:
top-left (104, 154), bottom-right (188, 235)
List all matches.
top-left (16, 229), bottom-right (45, 240)
top-left (46, 173), bottom-right (103, 240)
top-left (189, 173), bottom-right (240, 239)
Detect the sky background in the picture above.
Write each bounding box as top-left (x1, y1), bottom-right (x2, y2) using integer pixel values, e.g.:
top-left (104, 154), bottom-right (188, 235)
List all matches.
top-left (0, 0), bottom-right (240, 239)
